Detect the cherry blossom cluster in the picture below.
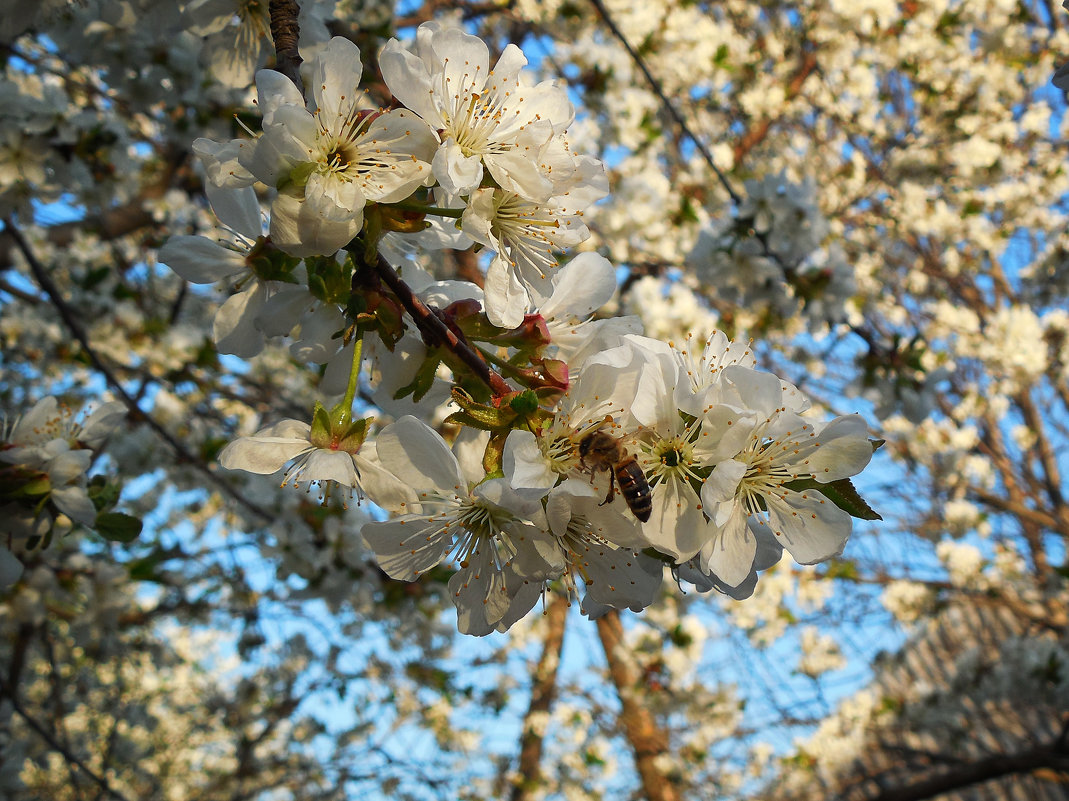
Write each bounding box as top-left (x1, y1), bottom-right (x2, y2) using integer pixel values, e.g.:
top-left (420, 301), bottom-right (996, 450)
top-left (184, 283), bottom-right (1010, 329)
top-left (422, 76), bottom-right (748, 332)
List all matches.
top-left (688, 172), bottom-right (856, 326)
top-left (161, 23), bottom-right (879, 635)
top-left (0, 395), bottom-right (130, 589)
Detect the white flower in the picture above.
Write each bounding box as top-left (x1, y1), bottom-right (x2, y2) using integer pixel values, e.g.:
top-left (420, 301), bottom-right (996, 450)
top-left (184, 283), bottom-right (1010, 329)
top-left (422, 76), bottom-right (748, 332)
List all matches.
top-left (0, 396), bottom-right (126, 526)
top-left (159, 184), bottom-right (272, 358)
top-left (502, 344), bottom-right (651, 504)
top-left (463, 155), bottom-right (607, 328)
top-left (242, 37), bottom-right (437, 257)
top-left (361, 416), bottom-right (563, 635)
top-left (534, 252), bottom-right (642, 371)
top-left (701, 413), bottom-right (873, 586)
top-left (219, 416), bottom-right (411, 511)
top-left (380, 22), bottom-right (576, 201)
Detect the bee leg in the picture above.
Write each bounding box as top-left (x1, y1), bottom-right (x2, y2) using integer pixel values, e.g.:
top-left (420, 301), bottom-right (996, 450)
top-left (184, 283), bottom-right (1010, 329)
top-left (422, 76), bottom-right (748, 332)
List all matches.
top-left (598, 470), bottom-right (617, 507)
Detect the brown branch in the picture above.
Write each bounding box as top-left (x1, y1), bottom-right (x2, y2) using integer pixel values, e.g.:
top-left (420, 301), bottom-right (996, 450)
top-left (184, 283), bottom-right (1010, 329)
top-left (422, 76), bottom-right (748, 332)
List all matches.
top-left (596, 611), bottom-right (681, 801)
top-left (269, 0), bottom-right (304, 95)
top-left (371, 251), bottom-right (512, 397)
top-left (732, 49), bottom-right (819, 165)
top-left (4, 218), bottom-right (273, 525)
top-left (510, 594), bottom-right (568, 801)
top-left (869, 742), bottom-right (1069, 801)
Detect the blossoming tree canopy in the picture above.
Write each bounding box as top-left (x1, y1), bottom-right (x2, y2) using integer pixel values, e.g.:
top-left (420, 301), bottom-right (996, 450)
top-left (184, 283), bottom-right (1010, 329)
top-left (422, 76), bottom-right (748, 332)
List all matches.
top-left (4, 1), bottom-right (1068, 800)
top-left (130, 24), bottom-right (881, 635)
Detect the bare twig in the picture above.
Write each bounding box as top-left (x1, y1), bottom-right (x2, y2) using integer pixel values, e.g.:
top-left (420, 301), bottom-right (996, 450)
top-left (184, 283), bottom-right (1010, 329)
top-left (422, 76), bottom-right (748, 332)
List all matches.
top-left (3, 218), bottom-right (272, 525)
top-left (586, 0), bottom-right (740, 204)
top-left (0, 674), bottom-right (134, 801)
top-left (371, 251), bottom-right (512, 397)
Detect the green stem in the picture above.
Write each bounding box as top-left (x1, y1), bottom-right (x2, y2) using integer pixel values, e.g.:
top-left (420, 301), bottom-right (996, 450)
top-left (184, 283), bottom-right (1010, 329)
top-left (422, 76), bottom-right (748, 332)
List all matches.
top-left (475, 344), bottom-right (527, 381)
top-left (342, 336), bottom-right (364, 412)
top-left (389, 201), bottom-right (464, 219)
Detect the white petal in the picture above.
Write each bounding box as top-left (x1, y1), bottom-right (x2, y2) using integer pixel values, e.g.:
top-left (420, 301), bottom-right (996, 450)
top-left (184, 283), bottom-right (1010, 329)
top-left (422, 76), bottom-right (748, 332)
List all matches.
top-left (311, 37), bottom-right (364, 123)
top-left (79, 401), bottom-right (126, 448)
top-left (255, 68), bottom-right (305, 125)
top-left (269, 191), bottom-right (362, 258)
top-left (300, 450), bottom-right (359, 486)
top-left (448, 553), bottom-right (507, 636)
top-left (484, 254), bottom-right (529, 329)
top-left (50, 486), bottom-right (97, 526)
top-left (699, 502), bottom-right (756, 587)
top-left (353, 449), bottom-right (417, 514)
top-left (379, 38), bottom-right (440, 127)
top-left (206, 182), bottom-right (261, 240)
top-left (809, 414), bottom-right (874, 482)
top-left (642, 478), bottom-right (709, 561)
top-left (767, 490), bottom-right (852, 564)
top-left (539, 252), bottom-right (617, 320)
top-left (375, 416), bottom-right (465, 492)
top-left (432, 140), bottom-right (483, 197)
top-left (159, 236), bottom-right (245, 283)
top-left (213, 283), bottom-right (267, 358)
top-left (362, 517), bottom-right (451, 581)
top-left (219, 434), bottom-right (311, 474)
top-left (503, 431), bottom-right (556, 498)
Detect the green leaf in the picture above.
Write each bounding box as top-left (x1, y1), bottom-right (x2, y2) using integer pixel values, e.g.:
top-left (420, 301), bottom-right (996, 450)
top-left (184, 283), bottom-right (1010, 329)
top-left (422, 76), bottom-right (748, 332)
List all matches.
top-left (508, 390), bottom-right (539, 416)
top-left (800, 477), bottom-right (882, 521)
top-left (394, 354), bottom-right (441, 403)
top-left (95, 512), bottom-right (143, 543)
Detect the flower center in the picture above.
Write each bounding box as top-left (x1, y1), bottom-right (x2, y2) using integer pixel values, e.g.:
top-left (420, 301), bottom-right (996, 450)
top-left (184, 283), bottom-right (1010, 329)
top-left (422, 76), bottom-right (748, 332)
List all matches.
top-left (643, 430), bottom-right (707, 495)
top-left (448, 497), bottom-right (518, 569)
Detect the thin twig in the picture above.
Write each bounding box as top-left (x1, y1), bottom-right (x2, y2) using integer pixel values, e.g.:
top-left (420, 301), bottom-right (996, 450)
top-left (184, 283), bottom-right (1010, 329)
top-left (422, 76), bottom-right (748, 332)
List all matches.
top-left (0, 675), bottom-right (134, 801)
top-left (3, 218), bottom-right (273, 524)
top-left (586, 0), bottom-right (740, 204)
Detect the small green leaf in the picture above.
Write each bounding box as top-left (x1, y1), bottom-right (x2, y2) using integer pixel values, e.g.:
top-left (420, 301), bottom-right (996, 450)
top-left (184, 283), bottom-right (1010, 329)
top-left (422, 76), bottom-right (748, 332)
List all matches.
top-left (812, 478), bottom-right (882, 521)
top-left (95, 512), bottom-right (143, 543)
top-left (508, 390), bottom-right (539, 416)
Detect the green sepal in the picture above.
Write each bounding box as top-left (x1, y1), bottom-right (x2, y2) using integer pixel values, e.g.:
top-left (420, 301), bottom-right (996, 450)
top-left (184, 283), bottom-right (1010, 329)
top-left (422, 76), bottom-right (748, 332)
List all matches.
top-left (282, 161), bottom-right (317, 191)
top-left (247, 239), bottom-right (300, 283)
top-left (870, 438), bottom-right (885, 453)
top-left (783, 477), bottom-right (882, 521)
top-left (483, 431), bottom-right (509, 475)
top-left (337, 417), bottom-right (370, 454)
top-left (509, 390), bottom-right (540, 416)
top-left (87, 475), bottom-right (121, 512)
top-left (305, 254), bottom-right (353, 305)
top-left (444, 388), bottom-right (517, 430)
top-left (309, 401), bottom-right (334, 449)
top-left (0, 465), bottom-right (51, 501)
top-left (95, 512), bottom-right (143, 543)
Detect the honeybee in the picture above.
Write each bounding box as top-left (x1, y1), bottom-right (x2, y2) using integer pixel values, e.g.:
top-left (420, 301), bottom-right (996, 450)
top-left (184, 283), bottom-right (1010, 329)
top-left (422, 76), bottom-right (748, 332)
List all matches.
top-left (577, 423), bottom-right (652, 523)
